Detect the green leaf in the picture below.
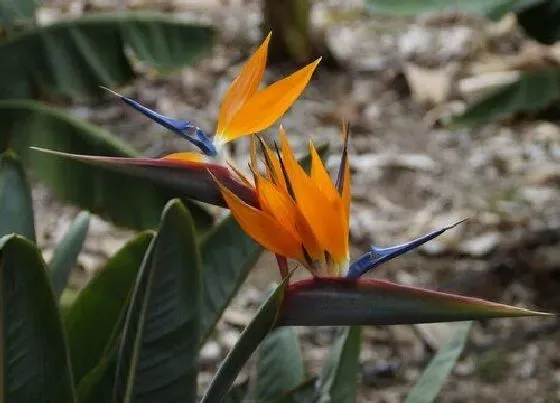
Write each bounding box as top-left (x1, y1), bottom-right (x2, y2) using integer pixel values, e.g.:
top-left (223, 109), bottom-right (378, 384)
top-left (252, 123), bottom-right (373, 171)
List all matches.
top-left (364, 0), bottom-right (542, 19)
top-left (405, 322), bottom-right (472, 403)
top-left (273, 378), bottom-right (318, 403)
top-left (316, 326), bottom-right (361, 403)
top-left (0, 11), bottom-right (214, 100)
top-left (0, 100), bottom-right (213, 231)
top-left (114, 199), bottom-right (201, 403)
top-left (64, 231), bottom-right (154, 385)
top-left (200, 217), bottom-right (262, 340)
top-left (201, 281), bottom-right (288, 403)
top-left (222, 380), bottom-right (250, 403)
top-left (256, 327), bottom-right (305, 403)
top-left (49, 211), bottom-right (90, 299)
top-left (0, 152), bottom-right (35, 241)
top-left (278, 278), bottom-right (551, 326)
top-left (0, 234), bottom-right (75, 402)
top-left (451, 70), bottom-right (560, 127)
top-left (77, 354), bottom-right (117, 403)
top-left (0, 0), bottom-right (39, 26)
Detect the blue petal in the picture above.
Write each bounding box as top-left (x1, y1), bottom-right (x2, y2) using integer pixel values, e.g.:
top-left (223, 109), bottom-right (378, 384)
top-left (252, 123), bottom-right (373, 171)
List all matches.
top-left (347, 219), bottom-right (467, 279)
top-left (102, 87), bottom-right (217, 157)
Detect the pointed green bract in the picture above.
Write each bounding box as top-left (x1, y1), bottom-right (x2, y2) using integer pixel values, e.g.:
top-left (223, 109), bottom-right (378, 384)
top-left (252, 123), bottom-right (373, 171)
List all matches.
top-left (64, 231), bottom-right (154, 385)
top-left (316, 326), bottom-right (361, 403)
top-left (0, 152), bottom-right (35, 242)
top-left (49, 211), bottom-right (90, 299)
top-left (0, 100), bottom-right (212, 231)
top-left (405, 322), bottom-right (473, 403)
top-left (0, 235), bottom-right (75, 402)
top-left (201, 281), bottom-right (288, 403)
top-left (114, 199), bottom-right (201, 403)
top-left (256, 327), bottom-right (305, 402)
top-left (278, 278), bottom-right (550, 326)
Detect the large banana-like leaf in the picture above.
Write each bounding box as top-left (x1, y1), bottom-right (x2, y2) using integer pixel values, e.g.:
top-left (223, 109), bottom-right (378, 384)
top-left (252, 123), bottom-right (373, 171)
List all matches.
top-left (114, 199), bottom-right (201, 403)
top-left (64, 232), bottom-right (154, 386)
top-left (0, 0), bottom-right (39, 27)
top-left (0, 100), bottom-right (213, 231)
top-left (256, 327), bottom-right (305, 402)
top-left (0, 234), bottom-right (75, 402)
top-left (277, 278), bottom-right (550, 326)
top-left (0, 152), bottom-right (35, 241)
top-left (0, 11), bottom-right (214, 100)
top-left (364, 0), bottom-right (540, 19)
top-left (452, 70), bottom-right (560, 127)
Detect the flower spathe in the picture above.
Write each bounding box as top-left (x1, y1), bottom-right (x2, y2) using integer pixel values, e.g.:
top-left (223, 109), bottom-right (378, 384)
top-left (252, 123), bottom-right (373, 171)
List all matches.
top-left (106, 32), bottom-right (320, 161)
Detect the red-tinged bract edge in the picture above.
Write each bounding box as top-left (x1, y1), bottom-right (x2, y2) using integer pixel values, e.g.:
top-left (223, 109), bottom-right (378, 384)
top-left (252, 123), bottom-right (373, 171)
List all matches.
top-left (31, 147), bottom-right (257, 207)
top-left (276, 277), bottom-right (551, 326)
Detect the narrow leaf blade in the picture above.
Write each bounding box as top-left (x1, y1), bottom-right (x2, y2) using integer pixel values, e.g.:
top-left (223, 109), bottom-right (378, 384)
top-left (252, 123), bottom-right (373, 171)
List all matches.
top-left (0, 152), bottom-right (35, 242)
top-left (49, 211), bottom-right (90, 298)
top-left (201, 282), bottom-right (287, 403)
top-left (278, 278), bottom-right (550, 326)
top-left (115, 199), bottom-right (201, 403)
top-left (222, 380), bottom-right (250, 403)
top-left (316, 326), bottom-right (361, 403)
top-left (405, 321), bottom-right (473, 403)
top-left (64, 232), bottom-right (154, 385)
top-left (256, 327), bottom-right (305, 402)
top-left (0, 235), bottom-right (75, 402)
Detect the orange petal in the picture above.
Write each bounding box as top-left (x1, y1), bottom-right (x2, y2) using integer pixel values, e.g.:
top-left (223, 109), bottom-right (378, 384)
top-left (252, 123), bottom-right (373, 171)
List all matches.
top-left (279, 129), bottom-right (347, 263)
top-left (216, 33), bottom-right (271, 137)
top-left (310, 141), bottom-right (339, 203)
top-left (221, 58), bottom-right (321, 140)
top-left (161, 152), bottom-right (208, 164)
top-left (255, 174), bottom-right (298, 235)
top-left (341, 150), bottom-right (351, 222)
top-left (215, 175), bottom-right (304, 261)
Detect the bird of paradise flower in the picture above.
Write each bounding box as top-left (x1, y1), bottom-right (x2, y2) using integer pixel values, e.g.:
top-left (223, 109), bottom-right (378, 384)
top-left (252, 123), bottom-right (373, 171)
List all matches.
top-left (34, 33), bottom-right (550, 328)
top-left (104, 32), bottom-right (320, 162)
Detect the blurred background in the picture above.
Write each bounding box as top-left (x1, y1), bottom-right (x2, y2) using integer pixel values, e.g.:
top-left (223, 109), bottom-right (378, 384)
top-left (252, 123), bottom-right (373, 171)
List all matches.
top-left (3, 0), bottom-right (560, 401)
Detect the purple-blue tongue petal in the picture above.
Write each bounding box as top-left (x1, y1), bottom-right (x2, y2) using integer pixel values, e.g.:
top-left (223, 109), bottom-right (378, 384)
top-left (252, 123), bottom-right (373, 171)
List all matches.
top-left (102, 87), bottom-right (217, 156)
top-left (347, 219), bottom-right (467, 279)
